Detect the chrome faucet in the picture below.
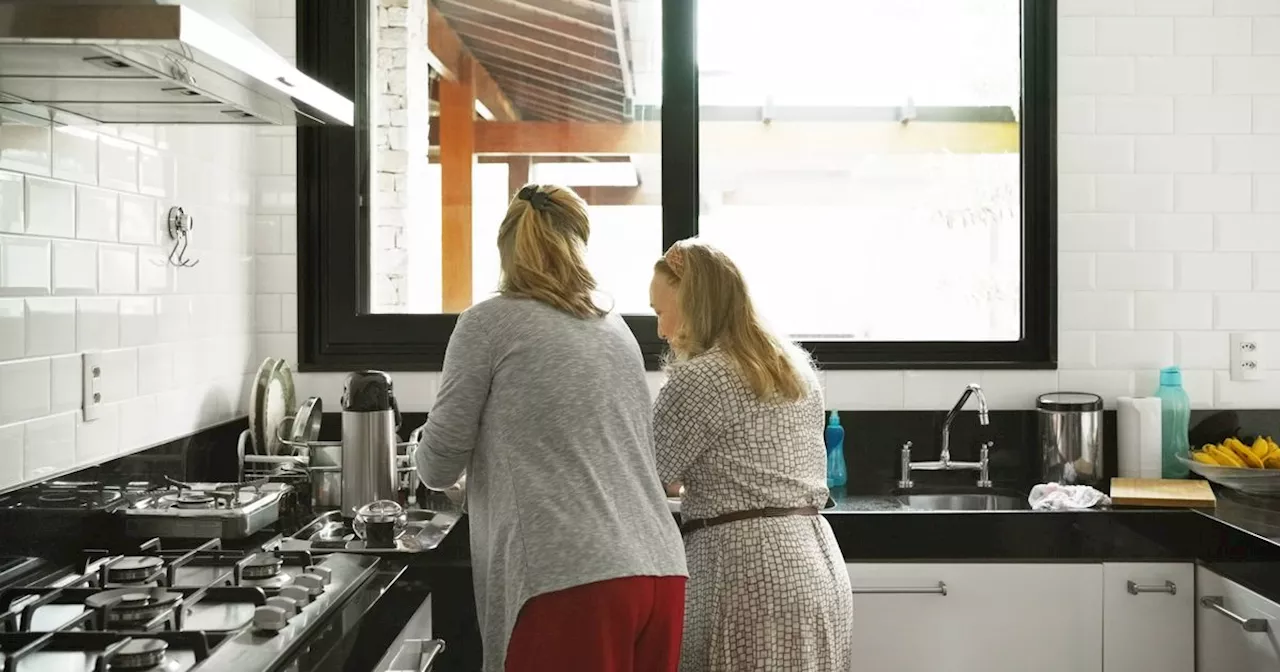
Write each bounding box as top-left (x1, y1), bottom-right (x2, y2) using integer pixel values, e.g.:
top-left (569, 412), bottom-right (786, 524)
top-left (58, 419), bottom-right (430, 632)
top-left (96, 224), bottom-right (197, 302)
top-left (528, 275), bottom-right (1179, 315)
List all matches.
top-left (898, 384), bottom-right (993, 489)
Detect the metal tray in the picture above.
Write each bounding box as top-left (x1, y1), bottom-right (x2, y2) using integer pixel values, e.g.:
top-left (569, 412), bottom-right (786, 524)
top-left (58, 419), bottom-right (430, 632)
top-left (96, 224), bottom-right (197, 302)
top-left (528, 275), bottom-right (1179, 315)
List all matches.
top-left (276, 509), bottom-right (460, 554)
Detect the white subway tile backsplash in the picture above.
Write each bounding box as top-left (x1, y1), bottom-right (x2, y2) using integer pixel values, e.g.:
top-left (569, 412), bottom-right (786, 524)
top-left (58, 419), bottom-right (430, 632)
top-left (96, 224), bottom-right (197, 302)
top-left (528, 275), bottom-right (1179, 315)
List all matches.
top-left (0, 299), bottom-right (20, 361)
top-left (137, 248), bottom-right (172, 294)
top-left (1059, 96), bottom-right (1097, 133)
top-left (1252, 253), bottom-right (1280, 289)
top-left (137, 344), bottom-right (173, 395)
top-left (1060, 253), bottom-right (1096, 289)
top-left (1174, 174), bottom-right (1252, 211)
top-left (1098, 17), bottom-right (1173, 54)
top-left (1096, 252), bottom-right (1174, 289)
top-left (280, 216), bottom-right (296, 254)
top-left (97, 137), bottom-right (138, 193)
top-left (1062, 0), bottom-right (1135, 16)
top-left (76, 298), bottom-right (118, 351)
top-left (1174, 96), bottom-right (1252, 132)
top-left (51, 126), bottom-right (97, 185)
top-left (1136, 291), bottom-right (1214, 329)
top-left (76, 402), bottom-right (118, 463)
top-left (1215, 56), bottom-right (1280, 94)
top-left (0, 171), bottom-right (22, 233)
top-left (255, 295), bottom-right (282, 332)
top-left (1215, 293), bottom-right (1280, 329)
top-left (903, 371), bottom-right (981, 410)
top-left (1061, 57), bottom-right (1136, 94)
top-left (0, 358), bottom-right (48, 424)
top-left (1135, 135), bottom-right (1212, 173)
top-left (52, 240), bottom-right (96, 295)
top-left (1254, 18), bottom-right (1280, 54)
top-left (23, 412), bottom-right (74, 480)
top-left (25, 298), bottom-right (74, 357)
top-left (74, 187), bottom-right (118, 242)
top-left (25, 177), bottom-right (74, 238)
top-left (118, 195), bottom-right (156, 245)
top-left (1215, 372), bottom-right (1280, 407)
top-left (1176, 252), bottom-right (1252, 290)
top-left (97, 245), bottom-right (137, 295)
top-left (1176, 331), bottom-right (1229, 369)
top-left (1257, 96), bottom-right (1280, 132)
top-left (256, 255), bottom-right (295, 294)
top-left (1062, 291), bottom-right (1135, 329)
top-left (137, 147), bottom-right (168, 198)
top-left (117, 395), bottom-right (156, 451)
top-left (0, 236), bottom-right (50, 296)
top-left (1097, 96), bottom-right (1174, 133)
top-left (0, 113), bottom-right (51, 176)
top-left (119, 297), bottom-right (156, 348)
top-left (980, 370), bottom-right (1061, 410)
top-left (280, 294), bottom-right (297, 333)
top-left (1255, 174), bottom-right (1280, 211)
top-left (1136, 57), bottom-right (1213, 94)
top-left (1135, 214), bottom-right (1214, 249)
top-left (1059, 331), bottom-right (1097, 368)
top-left (1174, 17), bottom-right (1252, 54)
top-left (1060, 214), bottom-right (1136, 251)
top-left (1096, 174), bottom-right (1174, 212)
top-left (1136, 0), bottom-right (1211, 15)
top-left (1060, 135), bottom-right (1136, 173)
top-left (1216, 214), bottom-right (1280, 250)
top-left (1215, 135), bottom-right (1280, 172)
top-left (1216, 0), bottom-right (1280, 15)
top-left (0, 423), bottom-right (21, 488)
top-left (49, 354), bottom-right (79, 414)
top-left (98, 348), bottom-right (138, 403)
top-left (1096, 331), bottom-right (1175, 369)
top-left (1057, 370), bottom-right (1135, 408)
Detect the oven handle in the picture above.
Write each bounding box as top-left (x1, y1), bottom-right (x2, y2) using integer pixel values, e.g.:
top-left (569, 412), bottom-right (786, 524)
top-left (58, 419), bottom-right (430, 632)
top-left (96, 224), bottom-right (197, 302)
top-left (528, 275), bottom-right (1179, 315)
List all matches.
top-left (387, 638), bottom-right (445, 672)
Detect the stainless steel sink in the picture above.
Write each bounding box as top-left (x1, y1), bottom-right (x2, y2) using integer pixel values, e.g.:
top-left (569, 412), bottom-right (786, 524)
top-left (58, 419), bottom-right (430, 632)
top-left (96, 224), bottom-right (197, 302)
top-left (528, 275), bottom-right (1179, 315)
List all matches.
top-left (897, 493), bottom-right (1027, 511)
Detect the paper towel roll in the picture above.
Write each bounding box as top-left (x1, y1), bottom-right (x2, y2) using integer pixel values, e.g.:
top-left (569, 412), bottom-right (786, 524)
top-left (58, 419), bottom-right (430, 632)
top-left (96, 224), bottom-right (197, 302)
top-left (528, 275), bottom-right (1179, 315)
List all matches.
top-left (1118, 396), bottom-right (1162, 479)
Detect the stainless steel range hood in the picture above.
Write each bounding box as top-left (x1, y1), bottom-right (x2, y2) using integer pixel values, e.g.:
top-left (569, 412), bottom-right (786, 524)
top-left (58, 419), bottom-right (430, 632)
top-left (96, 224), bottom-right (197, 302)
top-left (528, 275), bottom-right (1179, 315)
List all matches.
top-left (0, 0), bottom-right (353, 125)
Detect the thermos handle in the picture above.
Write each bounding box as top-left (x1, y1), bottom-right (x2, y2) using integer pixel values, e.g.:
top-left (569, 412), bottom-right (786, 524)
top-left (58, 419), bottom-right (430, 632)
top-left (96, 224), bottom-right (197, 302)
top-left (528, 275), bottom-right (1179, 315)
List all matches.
top-left (391, 394), bottom-right (402, 431)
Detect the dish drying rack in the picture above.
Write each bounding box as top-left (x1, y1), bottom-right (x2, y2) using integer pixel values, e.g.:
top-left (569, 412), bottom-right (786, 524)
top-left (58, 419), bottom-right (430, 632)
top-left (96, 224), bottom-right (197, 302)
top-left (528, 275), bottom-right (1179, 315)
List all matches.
top-left (239, 428), bottom-right (425, 494)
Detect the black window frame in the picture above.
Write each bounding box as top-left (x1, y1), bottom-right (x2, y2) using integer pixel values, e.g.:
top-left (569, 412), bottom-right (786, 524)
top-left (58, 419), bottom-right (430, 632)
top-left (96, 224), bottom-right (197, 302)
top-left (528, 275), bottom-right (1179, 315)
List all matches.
top-left (297, 0), bottom-right (1056, 372)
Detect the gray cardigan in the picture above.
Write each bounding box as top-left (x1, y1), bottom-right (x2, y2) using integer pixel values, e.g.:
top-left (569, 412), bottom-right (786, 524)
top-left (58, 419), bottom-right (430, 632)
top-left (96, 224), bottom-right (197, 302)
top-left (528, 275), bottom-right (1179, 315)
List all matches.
top-left (415, 296), bottom-right (688, 671)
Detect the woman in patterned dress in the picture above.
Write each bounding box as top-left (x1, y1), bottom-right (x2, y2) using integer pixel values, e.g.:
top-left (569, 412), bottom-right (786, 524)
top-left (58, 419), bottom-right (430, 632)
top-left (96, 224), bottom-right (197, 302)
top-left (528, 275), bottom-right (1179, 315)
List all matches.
top-left (649, 239), bottom-right (853, 672)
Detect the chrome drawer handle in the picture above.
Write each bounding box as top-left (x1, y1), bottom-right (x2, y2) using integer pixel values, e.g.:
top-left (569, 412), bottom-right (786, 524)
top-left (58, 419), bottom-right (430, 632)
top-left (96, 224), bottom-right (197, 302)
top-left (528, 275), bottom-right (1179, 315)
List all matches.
top-left (852, 582), bottom-right (947, 596)
top-left (1127, 580), bottom-right (1176, 595)
top-left (1201, 597), bottom-right (1270, 633)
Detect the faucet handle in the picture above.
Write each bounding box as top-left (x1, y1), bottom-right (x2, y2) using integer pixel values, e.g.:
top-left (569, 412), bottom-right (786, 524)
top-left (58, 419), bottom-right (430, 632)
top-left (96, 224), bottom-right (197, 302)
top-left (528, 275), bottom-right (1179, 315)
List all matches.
top-left (977, 441), bottom-right (993, 488)
top-left (898, 442), bottom-right (914, 490)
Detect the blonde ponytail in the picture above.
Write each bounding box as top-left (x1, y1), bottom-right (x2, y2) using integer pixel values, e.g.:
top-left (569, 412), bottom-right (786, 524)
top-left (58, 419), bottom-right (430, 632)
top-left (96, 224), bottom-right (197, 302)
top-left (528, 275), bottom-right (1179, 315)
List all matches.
top-left (497, 184), bottom-right (604, 319)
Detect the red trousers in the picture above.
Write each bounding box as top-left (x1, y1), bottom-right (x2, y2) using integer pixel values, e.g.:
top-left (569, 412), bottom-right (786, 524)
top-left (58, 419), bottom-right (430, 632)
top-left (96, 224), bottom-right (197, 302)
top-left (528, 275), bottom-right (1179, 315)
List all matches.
top-left (505, 575), bottom-right (687, 672)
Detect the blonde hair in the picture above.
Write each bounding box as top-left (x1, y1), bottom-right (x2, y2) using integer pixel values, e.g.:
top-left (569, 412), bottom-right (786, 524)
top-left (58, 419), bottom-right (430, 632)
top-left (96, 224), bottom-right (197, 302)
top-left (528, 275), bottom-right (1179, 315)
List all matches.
top-left (497, 184), bottom-right (605, 319)
top-left (654, 239), bottom-right (809, 402)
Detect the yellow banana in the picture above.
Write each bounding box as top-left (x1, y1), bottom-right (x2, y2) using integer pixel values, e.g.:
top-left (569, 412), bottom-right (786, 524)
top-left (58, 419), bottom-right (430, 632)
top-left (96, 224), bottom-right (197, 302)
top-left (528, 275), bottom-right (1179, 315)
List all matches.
top-left (1251, 437), bottom-right (1272, 459)
top-left (1265, 453), bottom-right (1280, 470)
top-left (1209, 444), bottom-right (1247, 468)
top-left (1192, 451), bottom-right (1220, 466)
top-left (1227, 440), bottom-right (1265, 469)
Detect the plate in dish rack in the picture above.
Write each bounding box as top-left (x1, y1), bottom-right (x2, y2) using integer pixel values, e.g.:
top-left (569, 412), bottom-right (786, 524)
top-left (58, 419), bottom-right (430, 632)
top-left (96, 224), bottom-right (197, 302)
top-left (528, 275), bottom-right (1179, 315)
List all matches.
top-left (250, 357), bottom-right (296, 456)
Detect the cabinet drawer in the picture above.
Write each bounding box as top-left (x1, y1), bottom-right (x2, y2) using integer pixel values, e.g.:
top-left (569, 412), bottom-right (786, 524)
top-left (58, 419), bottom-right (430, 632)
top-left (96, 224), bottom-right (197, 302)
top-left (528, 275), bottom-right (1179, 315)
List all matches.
top-left (1102, 563), bottom-right (1194, 672)
top-left (845, 563), bottom-right (1102, 672)
top-left (1196, 566), bottom-right (1280, 672)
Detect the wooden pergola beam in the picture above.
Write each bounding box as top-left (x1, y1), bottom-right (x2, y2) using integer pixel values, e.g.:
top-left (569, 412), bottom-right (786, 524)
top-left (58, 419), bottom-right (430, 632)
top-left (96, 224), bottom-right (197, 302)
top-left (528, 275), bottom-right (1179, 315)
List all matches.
top-left (440, 58), bottom-right (476, 313)
top-left (428, 4), bottom-right (519, 121)
top-left (471, 121), bottom-right (1022, 156)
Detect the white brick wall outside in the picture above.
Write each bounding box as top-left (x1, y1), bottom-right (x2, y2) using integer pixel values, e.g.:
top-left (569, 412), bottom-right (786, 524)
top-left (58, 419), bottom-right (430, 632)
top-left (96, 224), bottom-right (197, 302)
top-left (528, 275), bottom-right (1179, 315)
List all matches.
top-left (249, 0), bottom-right (1280, 415)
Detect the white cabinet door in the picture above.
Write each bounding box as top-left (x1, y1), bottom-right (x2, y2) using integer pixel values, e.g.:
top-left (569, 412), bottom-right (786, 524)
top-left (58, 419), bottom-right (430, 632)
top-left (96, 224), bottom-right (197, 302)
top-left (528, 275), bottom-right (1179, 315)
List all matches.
top-left (1196, 566), bottom-right (1280, 672)
top-left (846, 563), bottom-right (1103, 672)
top-left (1102, 562), bottom-right (1195, 672)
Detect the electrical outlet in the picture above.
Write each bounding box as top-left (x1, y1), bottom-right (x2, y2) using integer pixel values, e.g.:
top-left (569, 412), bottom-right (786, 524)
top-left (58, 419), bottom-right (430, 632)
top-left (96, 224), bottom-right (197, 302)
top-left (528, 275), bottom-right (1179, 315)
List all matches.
top-left (82, 351), bottom-right (103, 421)
top-left (1230, 333), bottom-right (1264, 382)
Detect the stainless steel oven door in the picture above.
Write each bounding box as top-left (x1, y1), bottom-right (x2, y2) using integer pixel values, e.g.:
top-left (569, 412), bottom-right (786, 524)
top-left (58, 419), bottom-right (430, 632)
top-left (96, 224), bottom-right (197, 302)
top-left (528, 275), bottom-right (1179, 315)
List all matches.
top-left (370, 593), bottom-right (444, 671)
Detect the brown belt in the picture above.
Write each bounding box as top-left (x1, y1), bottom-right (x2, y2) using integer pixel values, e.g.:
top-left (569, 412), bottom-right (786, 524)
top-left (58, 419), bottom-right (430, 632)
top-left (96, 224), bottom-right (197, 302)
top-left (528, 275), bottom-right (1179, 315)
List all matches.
top-left (679, 506), bottom-right (820, 537)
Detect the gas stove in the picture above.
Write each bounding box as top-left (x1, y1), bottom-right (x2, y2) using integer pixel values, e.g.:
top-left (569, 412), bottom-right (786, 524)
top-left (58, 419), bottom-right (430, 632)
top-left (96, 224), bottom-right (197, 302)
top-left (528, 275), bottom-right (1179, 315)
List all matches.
top-left (121, 477), bottom-right (293, 540)
top-left (0, 537), bottom-right (382, 671)
top-left (0, 481), bottom-right (126, 513)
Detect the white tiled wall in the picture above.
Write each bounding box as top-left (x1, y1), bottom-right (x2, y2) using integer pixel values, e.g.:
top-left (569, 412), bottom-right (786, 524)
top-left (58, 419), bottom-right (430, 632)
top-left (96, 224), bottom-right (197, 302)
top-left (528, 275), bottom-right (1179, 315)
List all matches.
top-left (252, 0), bottom-right (1280, 414)
top-left (0, 2), bottom-right (258, 491)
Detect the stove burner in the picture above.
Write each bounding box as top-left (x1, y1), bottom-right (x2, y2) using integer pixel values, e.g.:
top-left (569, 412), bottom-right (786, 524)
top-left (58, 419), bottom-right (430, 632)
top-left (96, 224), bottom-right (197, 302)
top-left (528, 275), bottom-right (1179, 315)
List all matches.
top-left (85, 588), bottom-right (181, 627)
top-left (109, 638), bottom-right (170, 671)
top-left (38, 491), bottom-right (77, 504)
top-left (174, 491), bottom-right (215, 509)
top-left (241, 553), bottom-right (283, 580)
top-left (107, 556), bottom-right (164, 584)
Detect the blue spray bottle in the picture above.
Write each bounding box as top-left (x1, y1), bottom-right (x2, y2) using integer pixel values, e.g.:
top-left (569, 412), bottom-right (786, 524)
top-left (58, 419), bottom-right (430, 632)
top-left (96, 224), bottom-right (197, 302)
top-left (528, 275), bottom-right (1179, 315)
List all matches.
top-left (825, 410), bottom-right (847, 488)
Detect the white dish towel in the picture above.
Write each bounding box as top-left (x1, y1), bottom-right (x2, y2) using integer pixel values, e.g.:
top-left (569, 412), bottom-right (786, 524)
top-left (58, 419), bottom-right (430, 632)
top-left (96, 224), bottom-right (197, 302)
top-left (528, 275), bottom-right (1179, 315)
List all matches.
top-left (1028, 483), bottom-right (1112, 511)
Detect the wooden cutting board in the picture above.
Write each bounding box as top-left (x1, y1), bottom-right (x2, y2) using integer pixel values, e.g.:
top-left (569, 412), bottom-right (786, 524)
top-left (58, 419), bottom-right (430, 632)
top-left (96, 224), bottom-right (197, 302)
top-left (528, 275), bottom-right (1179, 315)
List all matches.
top-left (1110, 478), bottom-right (1216, 508)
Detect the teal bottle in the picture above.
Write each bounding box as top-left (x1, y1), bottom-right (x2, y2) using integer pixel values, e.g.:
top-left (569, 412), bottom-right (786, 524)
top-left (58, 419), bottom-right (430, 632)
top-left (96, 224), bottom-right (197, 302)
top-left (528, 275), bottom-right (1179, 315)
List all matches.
top-left (1155, 366), bottom-right (1191, 478)
top-left (825, 410), bottom-right (847, 488)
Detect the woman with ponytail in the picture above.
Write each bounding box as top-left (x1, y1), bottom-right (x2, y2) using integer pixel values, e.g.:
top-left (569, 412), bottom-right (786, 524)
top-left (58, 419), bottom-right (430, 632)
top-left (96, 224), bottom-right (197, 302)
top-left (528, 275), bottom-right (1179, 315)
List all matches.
top-left (650, 239), bottom-right (853, 672)
top-left (415, 185), bottom-right (687, 672)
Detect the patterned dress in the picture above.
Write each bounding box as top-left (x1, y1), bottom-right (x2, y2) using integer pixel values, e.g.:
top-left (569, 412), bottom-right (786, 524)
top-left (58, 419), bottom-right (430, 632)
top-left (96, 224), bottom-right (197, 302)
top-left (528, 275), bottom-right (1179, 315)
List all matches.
top-left (654, 348), bottom-right (854, 672)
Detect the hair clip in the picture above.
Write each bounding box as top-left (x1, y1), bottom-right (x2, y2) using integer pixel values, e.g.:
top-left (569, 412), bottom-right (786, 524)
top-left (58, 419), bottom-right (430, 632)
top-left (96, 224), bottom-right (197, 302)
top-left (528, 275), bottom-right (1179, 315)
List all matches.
top-left (664, 245), bottom-right (685, 277)
top-left (517, 185), bottom-right (550, 211)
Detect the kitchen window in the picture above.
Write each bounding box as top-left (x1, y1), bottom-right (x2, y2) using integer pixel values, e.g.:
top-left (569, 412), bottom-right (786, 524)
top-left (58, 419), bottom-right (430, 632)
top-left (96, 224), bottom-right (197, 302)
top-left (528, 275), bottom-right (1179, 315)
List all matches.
top-left (297, 0), bottom-right (1056, 371)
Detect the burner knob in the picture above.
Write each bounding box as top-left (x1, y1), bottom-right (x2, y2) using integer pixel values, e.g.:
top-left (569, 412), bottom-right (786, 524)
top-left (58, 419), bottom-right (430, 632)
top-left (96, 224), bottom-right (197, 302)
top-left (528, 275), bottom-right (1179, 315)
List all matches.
top-left (267, 595), bottom-right (300, 615)
top-left (252, 605), bottom-right (290, 633)
top-left (305, 565), bottom-right (333, 586)
top-left (294, 573), bottom-right (325, 596)
top-left (280, 585), bottom-right (310, 606)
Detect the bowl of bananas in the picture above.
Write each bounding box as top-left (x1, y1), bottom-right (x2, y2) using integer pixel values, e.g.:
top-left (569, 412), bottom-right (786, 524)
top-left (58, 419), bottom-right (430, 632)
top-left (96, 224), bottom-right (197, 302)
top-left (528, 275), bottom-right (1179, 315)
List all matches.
top-left (1177, 437), bottom-right (1280, 495)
